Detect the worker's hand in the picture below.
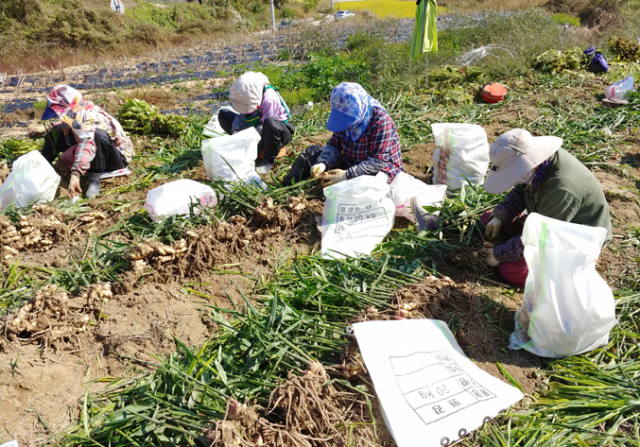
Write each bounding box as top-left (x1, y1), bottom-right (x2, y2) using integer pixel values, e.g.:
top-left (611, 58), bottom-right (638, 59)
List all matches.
top-left (485, 217), bottom-right (502, 240)
top-left (68, 172), bottom-right (83, 198)
top-left (320, 169), bottom-right (347, 187)
top-left (478, 247), bottom-right (500, 267)
top-left (310, 163), bottom-right (327, 178)
top-left (28, 129), bottom-right (46, 139)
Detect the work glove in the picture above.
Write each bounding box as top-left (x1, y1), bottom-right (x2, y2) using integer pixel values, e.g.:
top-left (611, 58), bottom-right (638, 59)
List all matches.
top-left (310, 163), bottom-right (327, 178)
top-left (478, 247), bottom-right (500, 267)
top-left (68, 171), bottom-right (83, 198)
top-left (320, 169), bottom-right (347, 187)
top-left (485, 217), bottom-right (502, 240)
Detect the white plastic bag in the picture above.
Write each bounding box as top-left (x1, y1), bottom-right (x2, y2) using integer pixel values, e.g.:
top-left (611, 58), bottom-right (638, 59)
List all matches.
top-left (0, 151), bottom-right (60, 209)
top-left (389, 172), bottom-right (446, 222)
top-left (202, 106), bottom-right (233, 138)
top-left (509, 213), bottom-right (617, 358)
top-left (605, 76), bottom-right (634, 99)
top-left (321, 173), bottom-right (395, 259)
top-left (432, 123), bottom-right (490, 191)
top-left (201, 127), bottom-right (264, 187)
top-left (144, 179), bottom-right (218, 223)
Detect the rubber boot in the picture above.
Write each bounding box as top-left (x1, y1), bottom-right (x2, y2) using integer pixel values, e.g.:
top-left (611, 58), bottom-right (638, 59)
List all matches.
top-left (86, 173), bottom-right (101, 199)
top-left (256, 156), bottom-right (275, 175)
top-left (410, 197), bottom-right (440, 232)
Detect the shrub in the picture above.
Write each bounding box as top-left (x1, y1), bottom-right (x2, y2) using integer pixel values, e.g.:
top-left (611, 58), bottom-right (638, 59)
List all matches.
top-left (280, 7), bottom-right (294, 18)
top-left (609, 36), bottom-right (640, 62)
top-left (177, 19), bottom-right (216, 34)
top-left (130, 23), bottom-right (166, 43)
top-left (302, 54), bottom-right (372, 100)
top-left (0, 0), bottom-right (41, 25)
top-left (250, 2), bottom-right (265, 13)
top-left (37, 5), bottom-right (121, 48)
top-left (551, 12), bottom-right (580, 27)
top-left (345, 31), bottom-right (376, 51)
top-left (545, 0), bottom-right (625, 30)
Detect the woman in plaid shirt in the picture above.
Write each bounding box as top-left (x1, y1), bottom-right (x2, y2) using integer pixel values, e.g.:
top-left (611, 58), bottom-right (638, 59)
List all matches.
top-left (282, 83), bottom-right (403, 187)
top-left (37, 85), bottom-right (134, 199)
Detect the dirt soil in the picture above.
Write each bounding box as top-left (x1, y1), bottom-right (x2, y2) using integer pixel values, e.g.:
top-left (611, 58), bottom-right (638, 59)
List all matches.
top-left (0, 187), bottom-right (317, 446)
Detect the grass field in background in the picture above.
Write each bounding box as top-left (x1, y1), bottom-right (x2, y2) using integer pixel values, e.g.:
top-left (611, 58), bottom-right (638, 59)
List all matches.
top-left (334, 1), bottom-right (449, 18)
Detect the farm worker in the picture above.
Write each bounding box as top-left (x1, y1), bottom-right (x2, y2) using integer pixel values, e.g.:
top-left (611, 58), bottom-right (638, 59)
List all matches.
top-left (478, 129), bottom-right (612, 286)
top-left (37, 85), bottom-right (134, 199)
top-left (219, 71), bottom-right (294, 175)
top-left (281, 82), bottom-right (403, 187)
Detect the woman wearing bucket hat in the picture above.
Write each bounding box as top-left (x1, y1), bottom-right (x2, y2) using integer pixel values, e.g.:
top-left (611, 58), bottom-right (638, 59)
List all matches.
top-left (35, 85), bottom-right (134, 199)
top-left (218, 71), bottom-right (294, 175)
top-left (281, 82), bottom-right (403, 187)
top-left (478, 129), bottom-right (612, 286)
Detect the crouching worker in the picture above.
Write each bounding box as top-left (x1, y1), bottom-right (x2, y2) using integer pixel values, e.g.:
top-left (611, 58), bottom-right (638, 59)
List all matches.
top-left (281, 82), bottom-right (403, 187)
top-left (37, 85), bottom-right (134, 199)
top-left (478, 129), bottom-right (612, 286)
top-left (218, 72), bottom-right (293, 175)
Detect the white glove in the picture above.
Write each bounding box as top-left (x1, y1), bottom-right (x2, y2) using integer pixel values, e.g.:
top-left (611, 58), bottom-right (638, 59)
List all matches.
top-left (478, 247), bottom-right (500, 267)
top-left (320, 169), bottom-right (347, 187)
top-left (485, 217), bottom-right (502, 240)
top-left (311, 163), bottom-right (327, 178)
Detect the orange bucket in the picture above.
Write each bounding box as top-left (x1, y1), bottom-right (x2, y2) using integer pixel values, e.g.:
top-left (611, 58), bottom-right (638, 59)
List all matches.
top-left (482, 83), bottom-right (507, 103)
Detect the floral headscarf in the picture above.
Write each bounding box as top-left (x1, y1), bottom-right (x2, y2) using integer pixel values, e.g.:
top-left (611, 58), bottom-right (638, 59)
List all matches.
top-left (46, 85), bottom-right (85, 117)
top-left (330, 83), bottom-right (386, 142)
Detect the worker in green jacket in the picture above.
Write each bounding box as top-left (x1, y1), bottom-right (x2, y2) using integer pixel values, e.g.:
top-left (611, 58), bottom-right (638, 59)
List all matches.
top-left (477, 128), bottom-right (612, 286)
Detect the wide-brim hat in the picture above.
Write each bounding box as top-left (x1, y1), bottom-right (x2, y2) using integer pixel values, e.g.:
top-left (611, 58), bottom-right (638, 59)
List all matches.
top-left (483, 129), bottom-right (562, 194)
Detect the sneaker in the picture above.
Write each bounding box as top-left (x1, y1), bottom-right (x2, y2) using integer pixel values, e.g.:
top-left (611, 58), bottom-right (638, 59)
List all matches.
top-left (256, 157), bottom-right (275, 175)
top-left (410, 197), bottom-right (439, 232)
top-left (86, 172), bottom-right (101, 199)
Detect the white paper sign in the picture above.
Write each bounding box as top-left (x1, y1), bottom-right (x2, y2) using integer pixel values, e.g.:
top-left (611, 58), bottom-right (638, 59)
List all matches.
top-left (110, 0), bottom-right (125, 14)
top-left (353, 319), bottom-right (523, 447)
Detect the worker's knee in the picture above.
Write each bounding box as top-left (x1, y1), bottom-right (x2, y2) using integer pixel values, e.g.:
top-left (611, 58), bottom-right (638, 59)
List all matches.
top-left (262, 117), bottom-right (281, 133)
top-left (301, 145), bottom-right (324, 158)
top-left (94, 129), bottom-right (111, 147)
top-left (498, 259), bottom-right (528, 287)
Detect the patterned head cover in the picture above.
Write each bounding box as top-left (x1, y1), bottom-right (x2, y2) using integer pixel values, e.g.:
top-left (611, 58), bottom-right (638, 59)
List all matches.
top-left (327, 82), bottom-right (386, 142)
top-left (42, 85), bottom-right (86, 121)
top-left (229, 72), bottom-right (270, 115)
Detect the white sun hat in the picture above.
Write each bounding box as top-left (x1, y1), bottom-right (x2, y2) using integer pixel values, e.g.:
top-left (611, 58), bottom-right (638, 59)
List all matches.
top-left (483, 129), bottom-right (563, 194)
top-left (229, 71), bottom-right (270, 114)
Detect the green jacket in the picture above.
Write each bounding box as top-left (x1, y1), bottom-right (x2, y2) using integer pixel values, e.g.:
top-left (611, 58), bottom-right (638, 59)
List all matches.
top-left (517, 148), bottom-right (612, 242)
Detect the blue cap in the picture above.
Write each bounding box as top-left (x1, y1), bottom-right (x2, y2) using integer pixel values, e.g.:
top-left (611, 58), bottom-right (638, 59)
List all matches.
top-left (327, 108), bottom-right (356, 132)
top-left (41, 106), bottom-right (58, 121)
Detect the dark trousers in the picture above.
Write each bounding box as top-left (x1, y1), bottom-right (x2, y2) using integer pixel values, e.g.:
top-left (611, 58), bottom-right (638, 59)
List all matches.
top-left (281, 145), bottom-right (348, 186)
top-left (42, 129), bottom-right (125, 174)
top-left (218, 109), bottom-right (294, 159)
